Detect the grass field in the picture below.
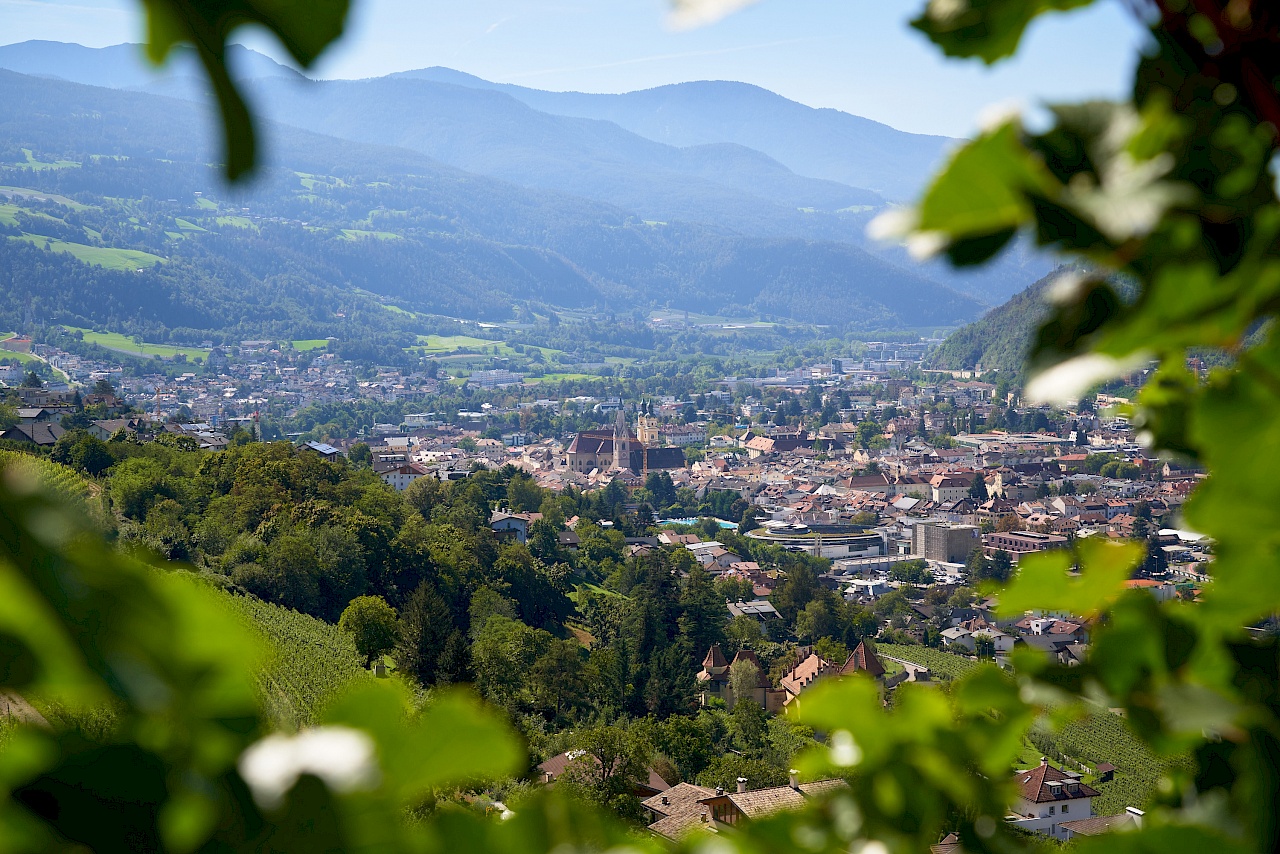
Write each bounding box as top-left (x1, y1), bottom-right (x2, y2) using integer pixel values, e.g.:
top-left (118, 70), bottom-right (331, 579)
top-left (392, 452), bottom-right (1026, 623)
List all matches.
top-left (341, 228), bottom-right (400, 240)
top-left (194, 196), bottom-right (217, 210)
top-left (0, 349), bottom-right (42, 366)
top-left (526, 372), bottom-right (597, 383)
top-left (64, 326), bottom-right (210, 359)
top-left (291, 339), bottom-right (330, 351)
top-left (14, 235), bottom-right (162, 271)
top-left (18, 149), bottom-right (78, 171)
top-left (214, 215), bottom-right (256, 229)
top-left (414, 334), bottom-right (510, 354)
top-left (0, 186), bottom-right (89, 210)
top-left (174, 218), bottom-right (206, 232)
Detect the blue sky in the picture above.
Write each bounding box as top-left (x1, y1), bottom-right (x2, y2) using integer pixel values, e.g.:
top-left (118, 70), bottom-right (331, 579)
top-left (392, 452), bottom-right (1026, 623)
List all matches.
top-left (1, 0), bottom-right (1147, 136)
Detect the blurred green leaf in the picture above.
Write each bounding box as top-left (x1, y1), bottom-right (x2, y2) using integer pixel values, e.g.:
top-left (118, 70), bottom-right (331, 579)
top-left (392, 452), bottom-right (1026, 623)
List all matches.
top-left (139, 0), bottom-right (350, 179)
top-left (910, 0), bottom-right (1095, 64)
top-left (916, 121), bottom-right (1049, 243)
top-left (322, 682), bottom-right (523, 802)
top-left (998, 539), bottom-right (1141, 617)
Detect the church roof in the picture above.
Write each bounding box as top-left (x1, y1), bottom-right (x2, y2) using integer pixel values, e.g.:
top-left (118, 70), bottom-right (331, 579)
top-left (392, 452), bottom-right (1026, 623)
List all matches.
top-left (703, 644), bottom-right (727, 669)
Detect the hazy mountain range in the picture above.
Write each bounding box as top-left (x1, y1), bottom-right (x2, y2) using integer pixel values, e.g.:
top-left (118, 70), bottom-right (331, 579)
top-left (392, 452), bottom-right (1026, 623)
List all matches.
top-left (0, 40), bottom-right (1050, 332)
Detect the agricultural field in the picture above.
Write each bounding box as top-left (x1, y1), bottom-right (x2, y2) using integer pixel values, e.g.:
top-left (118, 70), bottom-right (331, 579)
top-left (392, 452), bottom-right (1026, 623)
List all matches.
top-left (63, 326), bottom-right (211, 359)
top-left (0, 452), bottom-right (94, 507)
top-left (0, 186), bottom-right (89, 210)
top-left (1033, 706), bottom-right (1192, 816)
top-left (218, 591), bottom-right (369, 730)
top-left (14, 235), bottom-right (162, 271)
top-left (414, 334), bottom-right (513, 354)
top-left (875, 643), bottom-right (982, 681)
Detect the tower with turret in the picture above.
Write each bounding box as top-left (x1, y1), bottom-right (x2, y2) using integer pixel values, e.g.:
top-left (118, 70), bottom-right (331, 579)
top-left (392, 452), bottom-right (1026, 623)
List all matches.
top-left (613, 407), bottom-right (631, 470)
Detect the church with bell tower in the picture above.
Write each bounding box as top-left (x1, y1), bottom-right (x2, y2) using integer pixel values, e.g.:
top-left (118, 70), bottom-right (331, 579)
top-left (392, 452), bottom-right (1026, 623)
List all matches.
top-left (565, 404), bottom-right (686, 476)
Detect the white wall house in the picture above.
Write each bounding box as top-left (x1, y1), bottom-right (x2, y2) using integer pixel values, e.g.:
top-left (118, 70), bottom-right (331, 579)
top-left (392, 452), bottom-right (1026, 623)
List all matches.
top-left (1006, 760), bottom-right (1098, 841)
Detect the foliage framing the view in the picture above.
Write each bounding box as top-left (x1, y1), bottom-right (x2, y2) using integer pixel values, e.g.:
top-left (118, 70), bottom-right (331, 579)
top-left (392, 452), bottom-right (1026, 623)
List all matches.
top-left (0, 0), bottom-right (1278, 853)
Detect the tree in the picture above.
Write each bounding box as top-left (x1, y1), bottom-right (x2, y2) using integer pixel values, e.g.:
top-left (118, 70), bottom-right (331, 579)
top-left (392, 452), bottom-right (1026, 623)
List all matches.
top-left (338, 595), bottom-right (398, 665)
top-left (91, 378), bottom-right (116, 397)
top-left (559, 724), bottom-right (651, 819)
top-left (967, 472), bottom-right (988, 501)
top-left (21, 370), bottom-right (41, 388)
top-left (988, 550), bottom-right (1014, 585)
top-left (50, 430), bottom-right (115, 477)
top-left (395, 579), bottom-right (455, 687)
top-left (964, 547), bottom-right (989, 585)
top-left (888, 559), bottom-right (931, 585)
top-left (728, 656), bottom-right (763, 711)
top-left (348, 442), bottom-right (372, 467)
top-left (679, 564), bottom-right (726, 659)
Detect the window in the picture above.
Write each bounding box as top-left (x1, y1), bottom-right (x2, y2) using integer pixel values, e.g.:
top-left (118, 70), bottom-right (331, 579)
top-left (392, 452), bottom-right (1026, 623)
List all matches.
top-left (1062, 804), bottom-right (1069, 813)
top-left (1048, 806), bottom-right (1055, 815)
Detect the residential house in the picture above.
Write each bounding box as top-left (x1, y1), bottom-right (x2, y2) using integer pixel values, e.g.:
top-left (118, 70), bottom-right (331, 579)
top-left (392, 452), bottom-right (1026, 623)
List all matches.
top-left (379, 462), bottom-right (430, 491)
top-left (1006, 759), bottom-right (1100, 840)
top-left (490, 510), bottom-right (542, 544)
top-left (643, 774), bottom-right (845, 840)
top-left (0, 422), bottom-right (65, 446)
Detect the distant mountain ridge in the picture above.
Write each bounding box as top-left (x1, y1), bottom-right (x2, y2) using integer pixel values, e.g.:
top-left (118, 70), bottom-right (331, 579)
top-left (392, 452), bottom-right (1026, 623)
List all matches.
top-left (0, 40), bottom-right (1050, 305)
top-left (0, 67), bottom-right (986, 333)
top-left (0, 40), bottom-right (301, 88)
top-left (393, 68), bottom-right (952, 203)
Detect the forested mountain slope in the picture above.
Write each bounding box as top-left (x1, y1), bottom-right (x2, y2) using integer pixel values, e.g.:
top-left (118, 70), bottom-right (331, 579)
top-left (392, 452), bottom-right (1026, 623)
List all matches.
top-left (0, 41), bottom-right (1050, 305)
top-left (0, 69), bottom-right (985, 336)
top-left (926, 272), bottom-right (1059, 372)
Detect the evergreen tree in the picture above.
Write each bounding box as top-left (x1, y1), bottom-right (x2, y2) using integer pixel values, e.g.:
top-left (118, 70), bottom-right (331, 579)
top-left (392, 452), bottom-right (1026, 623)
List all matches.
top-left (395, 579), bottom-right (454, 687)
top-left (678, 564), bottom-right (726, 660)
top-left (968, 472), bottom-right (989, 501)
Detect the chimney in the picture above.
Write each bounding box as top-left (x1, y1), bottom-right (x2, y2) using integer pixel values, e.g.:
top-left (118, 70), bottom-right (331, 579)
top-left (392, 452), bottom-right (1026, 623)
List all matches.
top-left (1040, 756), bottom-right (1048, 766)
top-left (736, 777), bottom-right (748, 794)
top-left (1126, 807), bottom-right (1145, 828)
top-left (715, 787), bottom-right (724, 797)
top-left (661, 796), bottom-right (669, 806)
top-left (789, 769), bottom-right (800, 790)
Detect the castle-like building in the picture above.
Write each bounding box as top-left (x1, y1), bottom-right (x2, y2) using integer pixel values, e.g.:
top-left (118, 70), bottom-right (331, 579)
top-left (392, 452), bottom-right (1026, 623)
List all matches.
top-left (566, 407), bottom-right (686, 475)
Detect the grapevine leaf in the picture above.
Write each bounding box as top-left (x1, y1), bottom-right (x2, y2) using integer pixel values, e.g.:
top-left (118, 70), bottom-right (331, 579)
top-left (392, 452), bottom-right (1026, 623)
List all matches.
top-left (998, 539), bottom-right (1141, 617)
top-left (915, 121), bottom-right (1049, 242)
top-left (321, 683), bottom-right (523, 801)
top-left (910, 0), bottom-right (1096, 64)
top-left (139, 0), bottom-right (350, 179)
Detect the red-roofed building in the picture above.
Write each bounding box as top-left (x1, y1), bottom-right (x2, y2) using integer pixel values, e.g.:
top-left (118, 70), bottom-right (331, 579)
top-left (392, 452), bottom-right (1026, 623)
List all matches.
top-left (1007, 759), bottom-right (1100, 839)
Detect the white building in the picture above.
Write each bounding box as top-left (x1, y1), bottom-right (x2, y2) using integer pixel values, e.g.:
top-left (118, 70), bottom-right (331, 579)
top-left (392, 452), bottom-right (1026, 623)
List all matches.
top-left (1006, 760), bottom-right (1098, 840)
top-left (379, 462), bottom-right (430, 491)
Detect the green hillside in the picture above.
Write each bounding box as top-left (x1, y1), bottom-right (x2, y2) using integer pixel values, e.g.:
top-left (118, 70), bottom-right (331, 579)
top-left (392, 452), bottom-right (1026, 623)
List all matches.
top-left (926, 271), bottom-right (1059, 374)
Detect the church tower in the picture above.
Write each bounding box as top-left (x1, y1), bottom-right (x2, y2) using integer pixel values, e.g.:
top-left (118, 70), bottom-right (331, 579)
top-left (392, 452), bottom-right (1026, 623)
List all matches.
top-left (613, 407), bottom-right (631, 471)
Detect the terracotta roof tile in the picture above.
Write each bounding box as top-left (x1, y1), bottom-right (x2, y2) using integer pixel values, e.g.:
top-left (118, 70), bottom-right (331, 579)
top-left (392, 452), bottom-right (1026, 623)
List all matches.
top-left (1015, 761), bottom-right (1100, 803)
